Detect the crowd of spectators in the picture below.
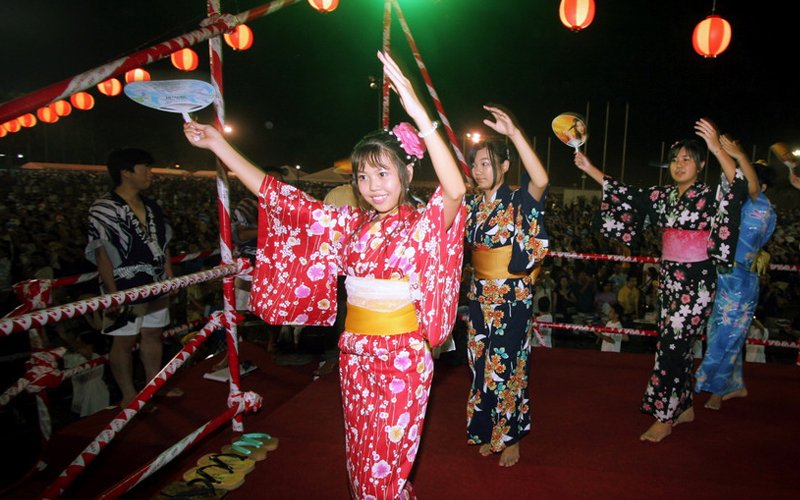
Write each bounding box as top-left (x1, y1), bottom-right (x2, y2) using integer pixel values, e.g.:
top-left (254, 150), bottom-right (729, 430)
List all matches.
top-left (1, 168), bottom-right (798, 358)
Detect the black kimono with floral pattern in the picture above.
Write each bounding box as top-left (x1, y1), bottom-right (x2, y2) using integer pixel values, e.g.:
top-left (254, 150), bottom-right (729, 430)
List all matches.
top-left (600, 174), bottom-right (745, 423)
top-left (465, 183), bottom-right (548, 451)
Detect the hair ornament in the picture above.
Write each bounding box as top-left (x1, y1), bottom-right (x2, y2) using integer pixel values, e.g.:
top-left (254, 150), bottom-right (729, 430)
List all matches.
top-left (390, 122), bottom-right (426, 160)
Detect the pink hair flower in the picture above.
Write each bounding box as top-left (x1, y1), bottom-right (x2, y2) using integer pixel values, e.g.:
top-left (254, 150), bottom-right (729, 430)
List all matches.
top-left (391, 122), bottom-right (426, 160)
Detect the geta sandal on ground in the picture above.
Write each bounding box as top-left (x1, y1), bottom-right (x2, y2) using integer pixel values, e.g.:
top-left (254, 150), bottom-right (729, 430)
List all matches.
top-left (196, 453), bottom-right (255, 474)
top-left (154, 478), bottom-right (225, 499)
top-left (182, 464), bottom-right (245, 491)
top-left (221, 441), bottom-right (269, 461)
top-left (237, 432), bottom-right (279, 451)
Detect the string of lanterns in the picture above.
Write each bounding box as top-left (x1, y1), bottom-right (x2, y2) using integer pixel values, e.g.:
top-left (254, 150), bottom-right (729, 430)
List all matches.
top-left (1, 0), bottom-right (732, 139)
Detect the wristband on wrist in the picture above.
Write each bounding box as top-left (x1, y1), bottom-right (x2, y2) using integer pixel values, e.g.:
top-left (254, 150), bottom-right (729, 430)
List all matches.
top-left (417, 120), bottom-right (440, 138)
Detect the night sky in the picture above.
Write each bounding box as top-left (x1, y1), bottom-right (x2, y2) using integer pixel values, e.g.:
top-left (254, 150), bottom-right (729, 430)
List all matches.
top-left (1, 0), bottom-right (797, 188)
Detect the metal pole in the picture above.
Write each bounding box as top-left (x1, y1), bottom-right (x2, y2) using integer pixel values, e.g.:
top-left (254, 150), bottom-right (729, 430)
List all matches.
top-left (601, 101), bottom-right (610, 173)
top-left (620, 102), bottom-right (629, 182)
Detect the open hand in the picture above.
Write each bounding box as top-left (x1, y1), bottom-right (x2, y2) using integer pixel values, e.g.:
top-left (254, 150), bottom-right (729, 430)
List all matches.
top-left (694, 118), bottom-right (722, 152)
top-left (378, 51), bottom-right (427, 123)
top-left (183, 121), bottom-right (222, 149)
top-left (483, 105), bottom-right (519, 138)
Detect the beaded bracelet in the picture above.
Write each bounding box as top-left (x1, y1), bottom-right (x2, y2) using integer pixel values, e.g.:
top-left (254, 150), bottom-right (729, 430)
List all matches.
top-left (417, 120), bottom-right (440, 138)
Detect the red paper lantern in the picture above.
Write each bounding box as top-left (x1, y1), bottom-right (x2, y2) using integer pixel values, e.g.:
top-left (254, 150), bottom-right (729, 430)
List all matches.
top-left (97, 78), bottom-right (122, 96)
top-left (224, 24), bottom-right (254, 51)
top-left (70, 92), bottom-right (95, 110)
top-left (559, 0), bottom-right (595, 31)
top-left (308, 0), bottom-right (339, 13)
top-left (37, 107), bottom-right (60, 124)
top-left (3, 120), bottom-right (21, 133)
top-left (692, 14), bottom-right (731, 58)
top-left (0, 127), bottom-right (7, 138)
top-left (171, 48), bottom-right (199, 71)
top-left (51, 100), bottom-right (72, 117)
top-left (17, 114), bottom-right (37, 128)
top-left (125, 68), bottom-right (151, 83)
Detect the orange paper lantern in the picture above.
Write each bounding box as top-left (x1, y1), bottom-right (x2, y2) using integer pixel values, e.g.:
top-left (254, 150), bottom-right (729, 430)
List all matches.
top-left (3, 120), bottom-right (21, 133)
top-left (224, 24), bottom-right (254, 51)
top-left (0, 127), bottom-right (7, 138)
top-left (559, 0), bottom-right (595, 31)
top-left (125, 68), bottom-right (151, 83)
top-left (18, 114), bottom-right (37, 128)
top-left (97, 78), bottom-right (122, 96)
top-left (171, 48), bottom-right (199, 71)
top-left (70, 92), bottom-right (95, 110)
top-left (308, 0), bottom-right (339, 13)
top-left (51, 100), bottom-right (72, 117)
top-left (37, 107), bottom-right (60, 124)
top-left (692, 14), bottom-right (731, 58)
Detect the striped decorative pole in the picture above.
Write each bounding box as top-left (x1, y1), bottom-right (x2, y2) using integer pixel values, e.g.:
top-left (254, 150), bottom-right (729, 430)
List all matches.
top-left (96, 391), bottom-right (262, 499)
top-left (207, 0), bottom-right (244, 432)
top-left (381, 0), bottom-right (392, 129)
top-left (390, 0), bottom-right (470, 178)
top-left (40, 311), bottom-right (233, 499)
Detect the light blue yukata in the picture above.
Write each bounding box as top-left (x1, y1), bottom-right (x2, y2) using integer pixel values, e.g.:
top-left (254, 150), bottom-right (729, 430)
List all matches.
top-left (694, 192), bottom-right (776, 395)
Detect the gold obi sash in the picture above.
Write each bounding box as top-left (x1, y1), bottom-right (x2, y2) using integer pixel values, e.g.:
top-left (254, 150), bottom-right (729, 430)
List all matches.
top-left (345, 302), bottom-right (419, 336)
top-left (472, 246), bottom-right (528, 280)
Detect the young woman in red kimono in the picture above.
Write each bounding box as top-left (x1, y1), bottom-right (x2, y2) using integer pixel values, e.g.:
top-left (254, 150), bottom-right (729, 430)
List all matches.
top-left (184, 51), bottom-right (466, 499)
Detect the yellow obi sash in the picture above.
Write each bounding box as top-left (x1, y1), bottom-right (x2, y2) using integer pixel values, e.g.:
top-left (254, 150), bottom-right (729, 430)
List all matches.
top-left (472, 246), bottom-right (528, 280)
top-left (345, 302), bottom-right (419, 335)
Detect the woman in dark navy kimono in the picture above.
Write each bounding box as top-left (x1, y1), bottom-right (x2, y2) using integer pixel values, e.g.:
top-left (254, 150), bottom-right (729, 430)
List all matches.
top-left (573, 118), bottom-right (746, 442)
top-left (465, 106), bottom-right (549, 466)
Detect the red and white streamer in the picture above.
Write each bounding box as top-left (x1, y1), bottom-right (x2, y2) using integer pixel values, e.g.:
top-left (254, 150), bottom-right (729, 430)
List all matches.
top-left (40, 310), bottom-right (236, 499)
top-left (0, 264), bottom-right (240, 337)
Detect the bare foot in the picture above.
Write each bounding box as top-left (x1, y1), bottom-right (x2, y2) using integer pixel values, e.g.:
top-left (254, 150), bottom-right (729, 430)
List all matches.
top-left (479, 444), bottom-right (492, 457)
top-left (722, 388), bottom-right (748, 401)
top-left (640, 421), bottom-right (672, 442)
top-left (498, 443), bottom-right (520, 467)
top-left (704, 394), bottom-right (722, 410)
top-left (673, 407), bottom-right (695, 427)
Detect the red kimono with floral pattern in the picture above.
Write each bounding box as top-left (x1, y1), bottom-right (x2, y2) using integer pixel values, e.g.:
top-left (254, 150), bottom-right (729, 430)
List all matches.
top-left (251, 176), bottom-right (465, 498)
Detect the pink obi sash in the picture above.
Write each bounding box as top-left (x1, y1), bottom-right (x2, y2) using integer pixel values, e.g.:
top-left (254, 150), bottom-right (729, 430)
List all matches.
top-left (661, 228), bottom-right (711, 263)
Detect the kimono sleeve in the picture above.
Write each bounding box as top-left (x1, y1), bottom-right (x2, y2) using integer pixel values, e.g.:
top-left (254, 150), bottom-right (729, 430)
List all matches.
top-left (599, 176), bottom-right (656, 248)
top-left (509, 186), bottom-right (549, 274)
top-left (409, 187), bottom-right (466, 347)
top-left (250, 175), bottom-right (357, 326)
top-left (708, 169), bottom-right (747, 266)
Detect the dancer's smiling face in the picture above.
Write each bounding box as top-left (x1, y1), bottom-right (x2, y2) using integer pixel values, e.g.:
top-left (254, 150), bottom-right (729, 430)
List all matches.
top-left (356, 156), bottom-right (412, 216)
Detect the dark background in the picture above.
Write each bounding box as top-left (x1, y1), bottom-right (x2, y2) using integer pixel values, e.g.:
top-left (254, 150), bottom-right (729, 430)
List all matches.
top-left (1, 0), bottom-right (797, 187)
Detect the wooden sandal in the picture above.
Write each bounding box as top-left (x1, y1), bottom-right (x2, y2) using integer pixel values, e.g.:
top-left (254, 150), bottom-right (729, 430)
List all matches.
top-left (238, 432), bottom-right (279, 451)
top-left (222, 440), bottom-right (269, 461)
top-left (196, 453), bottom-right (255, 474)
top-left (182, 465), bottom-right (245, 491)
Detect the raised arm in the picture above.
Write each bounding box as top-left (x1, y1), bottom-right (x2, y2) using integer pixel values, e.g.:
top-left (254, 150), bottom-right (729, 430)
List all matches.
top-left (184, 122), bottom-right (266, 196)
top-left (720, 135), bottom-right (759, 200)
top-left (694, 118), bottom-right (737, 184)
top-left (378, 51), bottom-right (465, 228)
top-left (573, 151), bottom-right (606, 186)
top-left (483, 105), bottom-right (548, 201)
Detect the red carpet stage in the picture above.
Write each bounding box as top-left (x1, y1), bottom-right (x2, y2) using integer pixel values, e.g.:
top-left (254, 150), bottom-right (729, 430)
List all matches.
top-left (7, 343), bottom-right (800, 499)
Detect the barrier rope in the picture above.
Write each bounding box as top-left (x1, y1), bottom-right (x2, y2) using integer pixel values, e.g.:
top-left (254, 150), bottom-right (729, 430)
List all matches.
top-left (0, 262), bottom-right (243, 337)
top-left (40, 310), bottom-right (239, 499)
